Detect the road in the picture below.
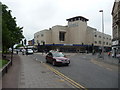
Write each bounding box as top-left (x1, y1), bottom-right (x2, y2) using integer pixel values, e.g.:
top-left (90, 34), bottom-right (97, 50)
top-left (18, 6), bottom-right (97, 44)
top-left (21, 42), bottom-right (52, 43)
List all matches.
top-left (31, 53), bottom-right (119, 88)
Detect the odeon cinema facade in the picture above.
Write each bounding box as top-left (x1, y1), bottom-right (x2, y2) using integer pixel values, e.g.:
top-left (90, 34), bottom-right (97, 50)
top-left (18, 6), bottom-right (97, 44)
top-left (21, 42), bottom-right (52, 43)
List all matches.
top-left (34, 16), bottom-right (112, 53)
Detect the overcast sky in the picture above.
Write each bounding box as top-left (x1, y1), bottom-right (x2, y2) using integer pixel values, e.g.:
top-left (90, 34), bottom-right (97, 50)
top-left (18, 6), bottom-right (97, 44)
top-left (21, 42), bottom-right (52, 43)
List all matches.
top-left (1, 0), bottom-right (115, 41)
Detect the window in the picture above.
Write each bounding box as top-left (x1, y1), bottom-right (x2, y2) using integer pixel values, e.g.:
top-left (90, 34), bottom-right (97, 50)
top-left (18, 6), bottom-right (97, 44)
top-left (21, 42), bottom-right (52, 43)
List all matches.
top-left (99, 41), bottom-right (101, 44)
top-left (94, 41), bottom-right (97, 44)
top-left (106, 42), bottom-right (108, 45)
top-left (41, 41), bottom-right (44, 43)
top-left (37, 35), bottom-right (39, 38)
top-left (37, 40), bottom-right (39, 44)
top-left (94, 35), bottom-right (97, 37)
top-left (48, 53), bottom-right (53, 57)
top-left (59, 32), bottom-right (66, 41)
top-left (103, 42), bottom-right (105, 45)
top-left (99, 36), bottom-right (101, 38)
top-left (41, 34), bottom-right (44, 37)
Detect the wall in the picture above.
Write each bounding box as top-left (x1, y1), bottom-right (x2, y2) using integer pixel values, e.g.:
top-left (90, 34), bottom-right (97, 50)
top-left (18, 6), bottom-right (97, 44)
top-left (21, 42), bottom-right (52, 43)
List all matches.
top-left (67, 20), bottom-right (87, 44)
top-left (51, 25), bottom-right (67, 44)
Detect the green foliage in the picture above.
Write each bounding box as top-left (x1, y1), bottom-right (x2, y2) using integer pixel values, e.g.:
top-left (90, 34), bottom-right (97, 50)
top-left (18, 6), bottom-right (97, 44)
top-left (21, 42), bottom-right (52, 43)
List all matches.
top-left (15, 44), bottom-right (23, 49)
top-left (2, 3), bottom-right (24, 52)
top-left (0, 60), bottom-right (8, 68)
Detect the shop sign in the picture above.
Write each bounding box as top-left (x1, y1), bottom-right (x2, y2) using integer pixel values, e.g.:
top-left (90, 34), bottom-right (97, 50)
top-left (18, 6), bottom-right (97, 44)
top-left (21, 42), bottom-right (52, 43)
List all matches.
top-left (64, 44), bottom-right (73, 46)
top-left (112, 40), bottom-right (119, 45)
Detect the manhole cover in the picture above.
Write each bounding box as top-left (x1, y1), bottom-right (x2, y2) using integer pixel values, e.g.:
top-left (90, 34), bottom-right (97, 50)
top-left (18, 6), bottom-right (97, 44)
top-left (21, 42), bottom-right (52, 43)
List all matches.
top-left (41, 71), bottom-right (46, 73)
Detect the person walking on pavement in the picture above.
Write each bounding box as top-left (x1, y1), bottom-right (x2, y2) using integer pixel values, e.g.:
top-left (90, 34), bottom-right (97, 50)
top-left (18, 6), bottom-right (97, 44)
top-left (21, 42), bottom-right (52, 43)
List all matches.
top-left (92, 50), bottom-right (95, 55)
top-left (16, 50), bottom-right (18, 54)
top-left (22, 48), bottom-right (26, 55)
top-left (116, 52), bottom-right (120, 63)
top-left (107, 51), bottom-right (111, 57)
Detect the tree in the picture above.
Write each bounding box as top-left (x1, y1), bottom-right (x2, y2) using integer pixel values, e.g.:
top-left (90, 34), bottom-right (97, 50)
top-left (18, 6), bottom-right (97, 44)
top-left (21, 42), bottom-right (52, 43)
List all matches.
top-left (0, 2), bottom-right (2, 51)
top-left (15, 44), bottom-right (23, 49)
top-left (2, 3), bottom-right (24, 53)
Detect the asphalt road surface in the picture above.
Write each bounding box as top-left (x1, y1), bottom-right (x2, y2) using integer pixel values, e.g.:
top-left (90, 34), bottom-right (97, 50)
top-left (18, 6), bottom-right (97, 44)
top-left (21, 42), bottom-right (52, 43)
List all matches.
top-left (31, 53), bottom-right (119, 88)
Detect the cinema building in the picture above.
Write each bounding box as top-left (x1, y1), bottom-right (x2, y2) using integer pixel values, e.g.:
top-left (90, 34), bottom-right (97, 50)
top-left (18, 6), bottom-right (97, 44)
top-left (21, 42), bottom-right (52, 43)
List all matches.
top-left (34, 16), bottom-right (111, 52)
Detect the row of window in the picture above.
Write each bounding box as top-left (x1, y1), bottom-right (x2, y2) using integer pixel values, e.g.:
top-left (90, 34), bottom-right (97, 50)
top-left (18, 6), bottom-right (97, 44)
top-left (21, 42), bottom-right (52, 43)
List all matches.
top-left (34, 34), bottom-right (44, 38)
top-left (68, 18), bottom-right (87, 22)
top-left (94, 35), bottom-right (111, 40)
top-left (94, 41), bottom-right (111, 45)
top-left (34, 40), bottom-right (45, 45)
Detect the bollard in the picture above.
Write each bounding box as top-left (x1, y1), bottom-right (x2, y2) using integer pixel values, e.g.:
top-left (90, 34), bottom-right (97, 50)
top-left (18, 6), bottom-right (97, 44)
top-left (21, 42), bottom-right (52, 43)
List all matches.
top-left (6, 66), bottom-right (8, 73)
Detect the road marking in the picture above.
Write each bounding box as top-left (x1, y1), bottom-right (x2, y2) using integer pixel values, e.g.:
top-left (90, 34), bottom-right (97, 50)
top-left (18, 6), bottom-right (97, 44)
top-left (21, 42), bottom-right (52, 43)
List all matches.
top-left (43, 63), bottom-right (87, 90)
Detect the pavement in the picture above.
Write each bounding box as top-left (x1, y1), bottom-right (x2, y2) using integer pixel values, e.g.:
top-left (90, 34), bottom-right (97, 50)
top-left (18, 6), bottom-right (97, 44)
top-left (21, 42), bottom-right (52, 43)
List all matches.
top-left (2, 53), bottom-right (74, 88)
top-left (2, 54), bottom-right (21, 88)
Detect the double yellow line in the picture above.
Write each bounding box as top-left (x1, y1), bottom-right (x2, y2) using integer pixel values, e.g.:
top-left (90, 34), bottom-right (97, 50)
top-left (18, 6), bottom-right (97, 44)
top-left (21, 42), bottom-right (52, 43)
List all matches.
top-left (43, 63), bottom-right (87, 90)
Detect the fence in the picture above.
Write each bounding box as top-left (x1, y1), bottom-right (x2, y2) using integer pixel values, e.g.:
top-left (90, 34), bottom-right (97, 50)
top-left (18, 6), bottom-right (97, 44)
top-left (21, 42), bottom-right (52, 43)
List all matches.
top-left (0, 55), bottom-right (12, 78)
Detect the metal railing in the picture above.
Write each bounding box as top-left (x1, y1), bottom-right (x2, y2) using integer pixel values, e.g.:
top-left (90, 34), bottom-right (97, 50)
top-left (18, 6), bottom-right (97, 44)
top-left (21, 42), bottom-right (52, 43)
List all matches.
top-left (0, 55), bottom-right (12, 78)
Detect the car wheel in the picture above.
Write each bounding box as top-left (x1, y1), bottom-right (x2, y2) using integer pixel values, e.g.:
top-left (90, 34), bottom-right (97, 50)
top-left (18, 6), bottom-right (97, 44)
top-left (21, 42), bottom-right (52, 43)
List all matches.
top-left (52, 61), bottom-right (56, 66)
top-left (66, 63), bottom-right (69, 66)
top-left (46, 60), bottom-right (48, 63)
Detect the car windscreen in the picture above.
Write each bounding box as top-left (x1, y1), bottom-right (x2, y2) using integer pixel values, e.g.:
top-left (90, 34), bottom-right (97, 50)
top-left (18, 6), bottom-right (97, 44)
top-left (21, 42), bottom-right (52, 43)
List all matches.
top-left (52, 52), bottom-right (64, 57)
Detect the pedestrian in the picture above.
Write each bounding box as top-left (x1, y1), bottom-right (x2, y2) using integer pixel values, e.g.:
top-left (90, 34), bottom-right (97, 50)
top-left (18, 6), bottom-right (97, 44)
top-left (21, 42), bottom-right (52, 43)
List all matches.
top-left (107, 52), bottom-right (111, 56)
top-left (116, 52), bottom-right (120, 63)
top-left (45, 49), bottom-right (48, 54)
top-left (114, 51), bottom-right (116, 58)
top-left (16, 49), bottom-right (18, 54)
top-left (92, 50), bottom-right (95, 55)
top-left (42, 50), bottom-right (44, 55)
top-left (117, 56), bottom-right (120, 63)
top-left (22, 48), bottom-right (26, 55)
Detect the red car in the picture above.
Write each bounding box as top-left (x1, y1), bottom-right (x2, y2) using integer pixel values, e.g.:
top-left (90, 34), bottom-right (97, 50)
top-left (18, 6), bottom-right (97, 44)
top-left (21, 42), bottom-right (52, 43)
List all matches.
top-left (46, 52), bottom-right (70, 66)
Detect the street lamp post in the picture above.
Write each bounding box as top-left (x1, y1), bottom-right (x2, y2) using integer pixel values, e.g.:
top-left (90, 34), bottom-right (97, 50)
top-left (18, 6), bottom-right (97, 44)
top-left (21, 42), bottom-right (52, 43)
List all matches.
top-left (99, 10), bottom-right (104, 59)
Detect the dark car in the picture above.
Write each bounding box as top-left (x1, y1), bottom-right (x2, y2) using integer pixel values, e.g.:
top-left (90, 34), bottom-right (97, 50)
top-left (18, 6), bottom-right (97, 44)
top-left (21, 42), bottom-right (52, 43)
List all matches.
top-left (46, 52), bottom-right (70, 66)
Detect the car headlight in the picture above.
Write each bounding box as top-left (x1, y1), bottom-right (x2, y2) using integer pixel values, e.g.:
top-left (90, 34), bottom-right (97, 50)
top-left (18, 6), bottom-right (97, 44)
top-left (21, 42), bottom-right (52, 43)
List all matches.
top-left (56, 59), bottom-right (62, 61)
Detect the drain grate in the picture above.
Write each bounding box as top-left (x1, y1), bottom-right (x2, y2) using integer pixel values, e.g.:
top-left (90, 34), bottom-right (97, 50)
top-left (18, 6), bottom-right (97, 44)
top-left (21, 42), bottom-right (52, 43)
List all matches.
top-left (41, 71), bottom-right (46, 73)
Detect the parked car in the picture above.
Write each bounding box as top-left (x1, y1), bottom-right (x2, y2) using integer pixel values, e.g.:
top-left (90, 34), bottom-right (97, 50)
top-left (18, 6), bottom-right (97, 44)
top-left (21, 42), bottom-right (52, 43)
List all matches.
top-left (116, 53), bottom-right (120, 58)
top-left (26, 49), bottom-right (33, 55)
top-left (46, 52), bottom-right (70, 66)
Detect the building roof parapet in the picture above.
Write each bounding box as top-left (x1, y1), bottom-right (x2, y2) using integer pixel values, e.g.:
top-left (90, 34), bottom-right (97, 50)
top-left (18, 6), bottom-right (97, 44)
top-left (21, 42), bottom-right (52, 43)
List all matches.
top-left (87, 26), bottom-right (97, 31)
top-left (66, 16), bottom-right (89, 22)
top-left (52, 25), bottom-right (67, 28)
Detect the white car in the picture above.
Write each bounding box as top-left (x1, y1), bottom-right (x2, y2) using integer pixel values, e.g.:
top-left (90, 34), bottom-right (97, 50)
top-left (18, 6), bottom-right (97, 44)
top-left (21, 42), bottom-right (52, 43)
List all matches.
top-left (26, 49), bottom-right (33, 55)
top-left (116, 54), bottom-right (120, 58)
